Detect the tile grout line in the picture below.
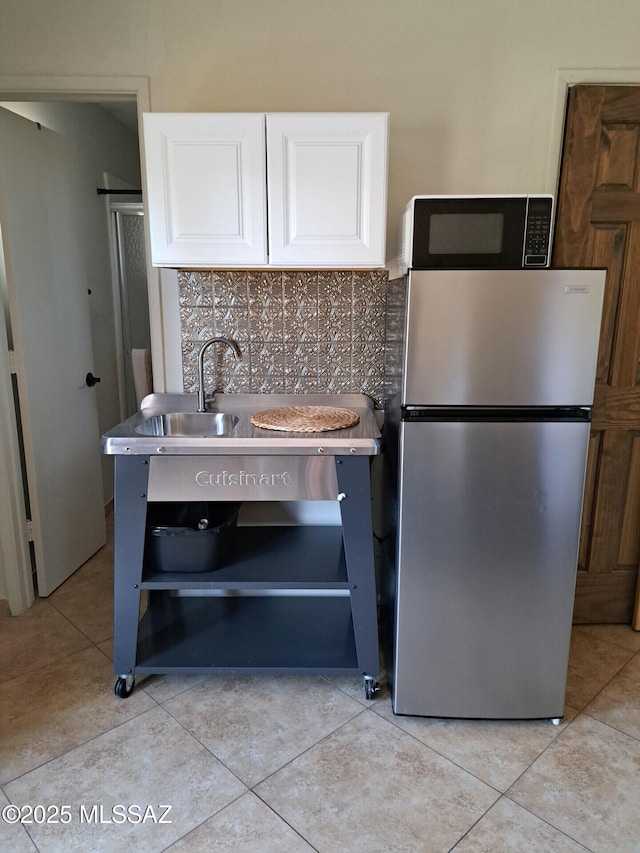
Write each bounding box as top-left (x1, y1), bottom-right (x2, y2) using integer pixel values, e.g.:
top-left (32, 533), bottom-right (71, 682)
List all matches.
top-left (579, 706), bottom-right (640, 743)
top-left (158, 682), bottom-right (367, 791)
top-left (569, 641), bottom-right (637, 719)
top-left (156, 689), bottom-right (365, 850)
top-left (365, 700), bottom-right (505, 797)
top-left (156, 789), bottom-right (249, 853)
top-left (448, 792), bottom-right (595, 853)
top-left (1, 701), bottom-right (166, 788)
top-left (0, 600), bottom-right (102, 690)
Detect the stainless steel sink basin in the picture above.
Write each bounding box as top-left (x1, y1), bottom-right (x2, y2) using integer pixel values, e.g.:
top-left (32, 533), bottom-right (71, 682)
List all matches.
top-left (134, 412), bottom-right (239, 437)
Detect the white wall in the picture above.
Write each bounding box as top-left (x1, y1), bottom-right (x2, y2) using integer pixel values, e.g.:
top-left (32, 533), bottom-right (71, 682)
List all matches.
top-left (0, 0), bottom-right (637, 392)
top-left (1, 0), bottom-right (639, 258)
top-left (0, 0), bottom-right (637, 607)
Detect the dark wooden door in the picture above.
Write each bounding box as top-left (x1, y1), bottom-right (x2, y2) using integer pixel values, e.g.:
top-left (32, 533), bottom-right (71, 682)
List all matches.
top-left (553, 84), bottom-right (640, 626)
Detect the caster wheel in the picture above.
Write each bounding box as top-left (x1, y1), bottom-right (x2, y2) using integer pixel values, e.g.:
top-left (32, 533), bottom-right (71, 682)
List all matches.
top-left (114, 676), bottom-right (135, 698)
top-left (363, 677), bottom-right (379, 701)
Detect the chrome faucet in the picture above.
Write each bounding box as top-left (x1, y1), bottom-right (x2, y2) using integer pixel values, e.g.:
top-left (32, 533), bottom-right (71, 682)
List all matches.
top-left (196, 337), bottom-right (242, 412)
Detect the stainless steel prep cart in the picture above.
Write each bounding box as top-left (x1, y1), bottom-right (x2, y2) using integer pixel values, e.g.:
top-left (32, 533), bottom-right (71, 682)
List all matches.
top-left (102, 393), bottom-right (382, 700)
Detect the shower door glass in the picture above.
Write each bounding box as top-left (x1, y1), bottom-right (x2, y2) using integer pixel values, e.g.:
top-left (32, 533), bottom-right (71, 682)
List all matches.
top-left (111, 203), bottom-right (150, 417)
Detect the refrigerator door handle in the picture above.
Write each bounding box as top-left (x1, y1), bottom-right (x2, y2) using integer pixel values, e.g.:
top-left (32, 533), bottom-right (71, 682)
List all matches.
top-left (401, 406), bottom-right (591, 423)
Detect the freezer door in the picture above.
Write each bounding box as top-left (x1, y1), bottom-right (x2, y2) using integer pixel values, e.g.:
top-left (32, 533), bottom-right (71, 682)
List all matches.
top-left (403, 269), bottom-right (605, 406)
top-left (392, 418), bottom-right (590, 719)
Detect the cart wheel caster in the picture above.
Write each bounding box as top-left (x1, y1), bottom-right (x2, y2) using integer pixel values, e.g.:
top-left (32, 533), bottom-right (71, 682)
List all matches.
top-left (114, 675), bottom-right (135, 698)
top-left (363, 676), bottom-right (379, 701)
top-left (550, 717), bottom-right (561, 726)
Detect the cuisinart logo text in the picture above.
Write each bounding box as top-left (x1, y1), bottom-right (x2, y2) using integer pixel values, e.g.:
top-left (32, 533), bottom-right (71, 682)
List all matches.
top-left (195, 469), bottom-right (292, 487)
top-left (565, 285), bottom-right (590, 293)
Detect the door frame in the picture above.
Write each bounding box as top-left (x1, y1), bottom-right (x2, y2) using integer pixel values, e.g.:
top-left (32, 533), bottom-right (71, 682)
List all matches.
top-left (0, 290), bottom-right (33, 613)
top-left (546, 68), bottom-right (640, 192)
top-left (0, 75), bottom-right (157, 614)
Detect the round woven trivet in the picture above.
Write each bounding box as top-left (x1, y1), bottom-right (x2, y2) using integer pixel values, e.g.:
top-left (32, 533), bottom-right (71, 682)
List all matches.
top-left (250, 405), bottom-right (360, 433)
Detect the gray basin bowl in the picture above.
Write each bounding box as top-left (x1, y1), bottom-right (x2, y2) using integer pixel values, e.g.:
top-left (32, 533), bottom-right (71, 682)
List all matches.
top-left (134, 412), bottom-right (239, 437)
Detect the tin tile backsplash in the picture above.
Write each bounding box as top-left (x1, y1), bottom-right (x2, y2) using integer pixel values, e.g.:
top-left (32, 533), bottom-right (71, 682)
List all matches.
top-left (179, 269), bottom-right (389, 406)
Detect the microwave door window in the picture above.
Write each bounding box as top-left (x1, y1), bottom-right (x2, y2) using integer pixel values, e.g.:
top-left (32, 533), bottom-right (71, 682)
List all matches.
top-left (410, 196), bottom-right (528, 269)
top-left (429, 213), bottom-right (504, 255)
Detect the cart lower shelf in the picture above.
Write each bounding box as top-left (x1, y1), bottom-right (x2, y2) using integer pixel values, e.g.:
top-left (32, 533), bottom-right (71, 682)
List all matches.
top-left (135, 593), bottom-right (359, 673)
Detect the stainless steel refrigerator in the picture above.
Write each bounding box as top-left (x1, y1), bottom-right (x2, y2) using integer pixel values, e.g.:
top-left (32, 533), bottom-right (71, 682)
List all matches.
top-left (388, 269), bottom-right (605, 719)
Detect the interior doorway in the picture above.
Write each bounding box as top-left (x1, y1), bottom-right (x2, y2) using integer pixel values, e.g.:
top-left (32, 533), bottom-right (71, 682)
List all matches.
top-left (0, 77), bottom-right (151, 613)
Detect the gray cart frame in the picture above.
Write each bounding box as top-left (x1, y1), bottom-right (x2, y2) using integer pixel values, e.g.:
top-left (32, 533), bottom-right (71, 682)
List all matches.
top-left (112, 453), bottom-right (380, 699)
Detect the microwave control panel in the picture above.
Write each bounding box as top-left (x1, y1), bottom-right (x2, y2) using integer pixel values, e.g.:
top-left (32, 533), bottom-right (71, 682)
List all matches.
top-left (523, 196), bottom-right (553, 266)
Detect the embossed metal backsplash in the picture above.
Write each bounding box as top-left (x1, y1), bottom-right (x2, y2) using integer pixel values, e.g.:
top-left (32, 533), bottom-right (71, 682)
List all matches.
top-left (179, 270), bottom-right (388, 407)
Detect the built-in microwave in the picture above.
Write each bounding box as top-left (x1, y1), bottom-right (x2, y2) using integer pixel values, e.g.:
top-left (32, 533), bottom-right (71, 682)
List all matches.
top-left (399, 194), bottom-right (554, 273)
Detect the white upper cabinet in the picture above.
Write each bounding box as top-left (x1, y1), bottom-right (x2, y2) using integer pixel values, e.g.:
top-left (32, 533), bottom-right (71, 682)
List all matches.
top-left (266, 113), bottom-right (388, 267)
top-left (142, 113), bottom-right (267, 267)
top-left (142, 112), bottom-right (389, 268)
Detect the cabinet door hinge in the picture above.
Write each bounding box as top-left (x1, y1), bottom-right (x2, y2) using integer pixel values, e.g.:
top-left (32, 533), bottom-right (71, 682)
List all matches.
top-left (9, 349), bottom-right (18, 375)
top-left (26, 519), bottom-right (35, 542)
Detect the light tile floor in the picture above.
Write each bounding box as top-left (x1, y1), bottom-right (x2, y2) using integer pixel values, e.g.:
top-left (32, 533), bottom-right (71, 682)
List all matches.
top-left (1, 522), bottom-right (640, 852)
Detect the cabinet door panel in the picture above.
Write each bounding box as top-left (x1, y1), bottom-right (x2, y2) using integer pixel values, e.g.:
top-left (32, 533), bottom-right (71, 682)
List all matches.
top-left (266, 113), bottom-right (388, 267)
top-left (143, 113), bottom-right (267, 267)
